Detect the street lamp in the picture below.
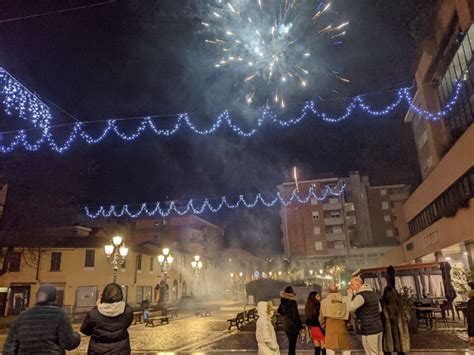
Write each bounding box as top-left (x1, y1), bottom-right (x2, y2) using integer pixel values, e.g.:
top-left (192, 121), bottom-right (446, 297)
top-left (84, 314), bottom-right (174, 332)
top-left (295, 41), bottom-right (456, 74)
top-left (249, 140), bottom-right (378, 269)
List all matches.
top-left (104, 235), bottom-right (128, 283)
top-left (191, 255), bottom-right (203, 276)
top-left (157, 247), bottom-right (174, 278)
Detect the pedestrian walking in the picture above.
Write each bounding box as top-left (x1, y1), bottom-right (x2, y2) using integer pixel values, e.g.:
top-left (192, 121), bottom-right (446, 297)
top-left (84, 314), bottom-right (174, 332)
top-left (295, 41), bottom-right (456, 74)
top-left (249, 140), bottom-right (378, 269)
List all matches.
top-left (347, 277), bottom-right (383, 355)
top-left (305, 291), bottom-right (326, 355)
top-left (81, 283), bottom-right (134, 354)
top-left (320, 284), bottom-right (351, 355)
top-left (277, 286), bottom-right (303, 355)
top-left (380, 286), bottom-right (410, 355)
top-left (3, 283), bottom-right (81, 354)
top-left (256, 301), bottom-right (280, 355)
top-left (467, 282), bottom-right (474, 345)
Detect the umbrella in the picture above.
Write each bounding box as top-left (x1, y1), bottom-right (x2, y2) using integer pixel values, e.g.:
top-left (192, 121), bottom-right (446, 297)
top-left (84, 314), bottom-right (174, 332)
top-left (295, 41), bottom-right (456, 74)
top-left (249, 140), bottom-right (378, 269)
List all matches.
top-left (386, 265), bottom-right (396, 288)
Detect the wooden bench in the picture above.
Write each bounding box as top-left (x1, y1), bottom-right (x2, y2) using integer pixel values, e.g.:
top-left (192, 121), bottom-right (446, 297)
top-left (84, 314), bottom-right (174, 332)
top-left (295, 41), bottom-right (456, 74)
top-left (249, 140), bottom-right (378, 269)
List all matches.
top-left (167, 307), bottom-right (178, 318)
top-left (132, 311), bottom-right (143, 325)
top-left (245, 308), bottom-right (257, 322)
top-left (195, 309), bottom-right (212, 317)
top-left (227, 312), bottom-right (245, 330)
top-left (145, 311), bottom-right (169, 327)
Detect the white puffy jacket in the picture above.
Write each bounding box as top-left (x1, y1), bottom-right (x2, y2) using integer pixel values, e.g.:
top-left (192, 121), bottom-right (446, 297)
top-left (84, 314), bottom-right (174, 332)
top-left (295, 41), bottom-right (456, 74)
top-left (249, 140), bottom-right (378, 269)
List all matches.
top-left (256, 301), bottom-right (280, 355)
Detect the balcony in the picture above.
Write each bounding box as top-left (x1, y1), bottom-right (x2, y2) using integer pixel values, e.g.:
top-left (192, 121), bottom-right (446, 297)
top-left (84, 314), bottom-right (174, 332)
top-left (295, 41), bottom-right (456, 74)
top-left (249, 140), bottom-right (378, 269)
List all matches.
top-left (324, 217), bottom-right (345, 225)
top-left (325, 232), bottom-right (346, 241)
top-left (323, 203), bottom-right (342, 211)
top-left (389, 193), bottom-right (408, 202)
top-left (327, 248), bottom-right (348, 256)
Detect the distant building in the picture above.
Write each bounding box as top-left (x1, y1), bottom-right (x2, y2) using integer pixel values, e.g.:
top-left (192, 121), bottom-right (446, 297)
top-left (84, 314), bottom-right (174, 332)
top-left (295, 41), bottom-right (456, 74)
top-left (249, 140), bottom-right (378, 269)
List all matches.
top-left (382, 0), bottom-right (474, 274)
top-left (278, 171), bottom-right (410, 271)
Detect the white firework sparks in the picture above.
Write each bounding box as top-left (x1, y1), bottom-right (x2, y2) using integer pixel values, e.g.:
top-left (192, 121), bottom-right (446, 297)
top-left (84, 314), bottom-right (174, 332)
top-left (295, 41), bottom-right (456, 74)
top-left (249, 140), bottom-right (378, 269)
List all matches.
top-left (201, 0), bottom-right (350, 108)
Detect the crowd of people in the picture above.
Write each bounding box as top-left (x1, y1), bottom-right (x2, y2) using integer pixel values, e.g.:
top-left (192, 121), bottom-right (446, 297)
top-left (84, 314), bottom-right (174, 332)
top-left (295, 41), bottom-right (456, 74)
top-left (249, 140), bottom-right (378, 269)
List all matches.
top-left (2, 278), bottom-right (474, 354)
top-left (257, 277), bottom-right (416, 355)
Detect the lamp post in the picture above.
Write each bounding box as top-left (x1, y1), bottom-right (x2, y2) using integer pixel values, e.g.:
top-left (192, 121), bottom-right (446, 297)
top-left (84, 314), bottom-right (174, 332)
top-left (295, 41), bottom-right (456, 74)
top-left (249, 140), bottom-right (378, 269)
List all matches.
top-left (104, 235), bottom-right (128, 283)
top-left (191, 255), bottom-right (203, 276)
top-left (157, 247), bottom-right (174, 279)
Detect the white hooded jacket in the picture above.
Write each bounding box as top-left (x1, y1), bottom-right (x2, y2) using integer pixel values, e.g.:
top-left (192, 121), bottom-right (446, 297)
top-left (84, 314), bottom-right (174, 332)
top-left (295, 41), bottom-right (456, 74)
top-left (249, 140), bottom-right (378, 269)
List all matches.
top-left (256, 301), bottom-right (280, 355)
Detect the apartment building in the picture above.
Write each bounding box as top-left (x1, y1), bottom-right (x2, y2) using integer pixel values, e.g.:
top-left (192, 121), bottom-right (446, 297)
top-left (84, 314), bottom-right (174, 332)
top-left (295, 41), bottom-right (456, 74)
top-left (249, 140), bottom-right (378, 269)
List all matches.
top-left (278, 171), bottom-right (409, 271)
top-left (382, 0), bottom-right (474, 273)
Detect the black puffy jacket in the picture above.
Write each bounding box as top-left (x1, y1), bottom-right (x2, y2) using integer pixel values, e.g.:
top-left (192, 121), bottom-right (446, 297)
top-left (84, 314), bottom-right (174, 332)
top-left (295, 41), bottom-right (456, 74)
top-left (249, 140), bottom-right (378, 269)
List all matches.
top-left (80, 302), bottom-right (133, 354)
top-left (3, 303), bottom-right (80, 354)
top-left (278, 292), bottom-right (302, 335)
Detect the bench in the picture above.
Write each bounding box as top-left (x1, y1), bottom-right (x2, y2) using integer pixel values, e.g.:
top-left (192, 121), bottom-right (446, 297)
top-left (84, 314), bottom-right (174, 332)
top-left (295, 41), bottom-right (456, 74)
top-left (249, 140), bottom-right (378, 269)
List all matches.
top-left (227, 312), bottom-right (245, 330)
top-left (145, 311), bottom-right (169, 327)
top-left (132, 311), bottom-right (143, 325)
top-left (167, 307), bottom-right (179, 318)
top-left (245, 308), bottom-right (258, 322)
top-left (195, 309), bottom-right (212, 317)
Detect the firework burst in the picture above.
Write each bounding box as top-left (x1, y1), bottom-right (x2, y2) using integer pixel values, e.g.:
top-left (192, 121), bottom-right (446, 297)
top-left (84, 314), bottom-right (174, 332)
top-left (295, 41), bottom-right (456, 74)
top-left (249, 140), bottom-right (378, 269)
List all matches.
top-left (201, 0), bottom-right (350, 108)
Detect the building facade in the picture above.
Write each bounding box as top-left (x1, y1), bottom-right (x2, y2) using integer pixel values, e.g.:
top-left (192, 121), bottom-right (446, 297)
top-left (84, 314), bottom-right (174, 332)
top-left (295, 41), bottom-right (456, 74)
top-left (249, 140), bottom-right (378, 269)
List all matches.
top-left (0, 218), bottom-right (223, 316)
top-left (382, 0), bottom-right (474, 275)
top-left (278, 172), bottom-right (409, 272)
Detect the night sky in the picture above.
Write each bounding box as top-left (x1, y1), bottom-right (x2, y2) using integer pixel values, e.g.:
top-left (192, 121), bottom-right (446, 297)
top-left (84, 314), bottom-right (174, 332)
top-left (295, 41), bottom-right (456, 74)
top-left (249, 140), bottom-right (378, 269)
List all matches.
top-left (0, 0), bottom-right (434, 255)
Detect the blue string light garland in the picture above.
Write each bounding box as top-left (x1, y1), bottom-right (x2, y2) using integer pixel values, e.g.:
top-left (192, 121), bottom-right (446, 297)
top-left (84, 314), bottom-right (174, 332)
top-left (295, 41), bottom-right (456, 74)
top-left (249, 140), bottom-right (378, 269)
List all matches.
top-left (84, 184), bottom-right (346, 218)
top-left (0, 66), bottom-right (465, 154)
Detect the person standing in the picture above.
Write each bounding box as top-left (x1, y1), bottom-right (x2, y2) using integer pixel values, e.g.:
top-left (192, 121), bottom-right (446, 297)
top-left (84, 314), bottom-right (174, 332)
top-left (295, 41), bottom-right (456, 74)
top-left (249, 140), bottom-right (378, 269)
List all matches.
top-left (467, 282), bottom-right (474, 345)
top-left (347, 277), bottom-right (383, 355)
top-left (305, 291), bottom-right (326, 355)
top-left (320, 284), bottom-right (351, 355)
top-left (81, 283), bottom-right (134, 354)
top-left (380, 286), bottom-right (410, 355)
top-left (277, 286), bottom-right (302, 355)
top-left (3, 284), bottom-right (81, 354)
top-left (256, 301), bottom-right (280, 355)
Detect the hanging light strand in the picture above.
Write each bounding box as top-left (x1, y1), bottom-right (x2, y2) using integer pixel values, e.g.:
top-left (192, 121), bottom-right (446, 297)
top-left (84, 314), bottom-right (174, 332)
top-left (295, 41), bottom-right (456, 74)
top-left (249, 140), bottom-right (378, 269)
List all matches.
top-left (84, 184), bottom-right (346, 219)
top-left (0, 66), bottom-right (465, 154)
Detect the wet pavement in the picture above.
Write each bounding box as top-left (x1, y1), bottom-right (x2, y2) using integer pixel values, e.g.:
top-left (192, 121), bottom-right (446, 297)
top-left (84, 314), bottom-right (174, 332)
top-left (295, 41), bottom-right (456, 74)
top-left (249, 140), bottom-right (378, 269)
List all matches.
top-left (71, 310), bottom-right (473, 354)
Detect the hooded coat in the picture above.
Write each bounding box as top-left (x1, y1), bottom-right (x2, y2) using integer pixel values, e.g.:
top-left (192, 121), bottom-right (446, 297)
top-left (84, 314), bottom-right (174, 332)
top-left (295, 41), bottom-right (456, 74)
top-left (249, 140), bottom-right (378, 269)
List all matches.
top-left (256, 301), bottom-right (280, 355)
top-left (277, 291), bottom-right (302, 335)
top-left (81, 301), bottom-right (134, 354)
top-left (381, 300), bottom-right (410, 353)
top-left (3, 302), bottom-right (81, 354)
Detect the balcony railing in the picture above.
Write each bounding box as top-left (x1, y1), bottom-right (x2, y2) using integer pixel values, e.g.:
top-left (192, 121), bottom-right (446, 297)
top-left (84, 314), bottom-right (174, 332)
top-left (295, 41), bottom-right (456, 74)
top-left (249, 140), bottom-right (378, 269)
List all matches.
top-left (323, 203), bottom-right (342, 211)
top-left (325, 232), bottom-right (346, 241)
top-left (324, 217), bottom-right (345, 225)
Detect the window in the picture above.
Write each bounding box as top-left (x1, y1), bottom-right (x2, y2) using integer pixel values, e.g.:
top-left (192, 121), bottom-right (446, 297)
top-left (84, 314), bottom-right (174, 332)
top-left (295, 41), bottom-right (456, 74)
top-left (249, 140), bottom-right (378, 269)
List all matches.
top-left (154, 220), bottom-right (160, 227)
top-left (384, 215), bottom-right (391, 222)
top-left (334, 241), bottom-right (345, 249)
top-left (332, 226), bottom-right (343, 233)
top-left (84, 250), bottom-right (95, 268)
top-left (312, 211), bottom-right (320, 220)
top-left (136, 286), bottom-right (152, 303)
top-left (310, 198), bottom-right (318, 205)
top-left (315, 242), bottom-right (323, 251)
top-left (382, 201), bottom-right (389, 210)
top-left (386, 229), bottom-right (394, 237)
top-left (149, 257), bottom-right (154, 272)
top-left (329, 198), bottom-right (339, 204)
top-left (50, 252), bottom-right (62, 272)
top-left (313, 227), bottom-right (321, 235)
top-left (380, 189), bottom-right (387, 196)
top-left (121, 285), bottom-right (128, 302)
top-left (121, 259), bottom-right (126, 269)
top-left (330, 211), bottom-right (341, 218)
top-left (136, 255), bottom-right (142, 271)
top-left (9, 252), bottom-right (21, 272)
